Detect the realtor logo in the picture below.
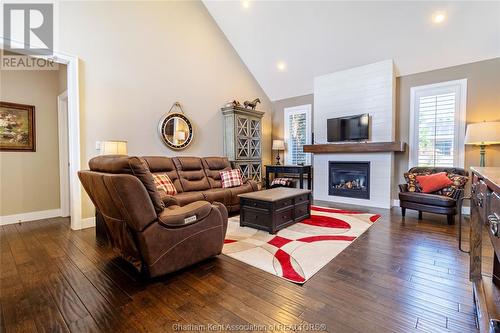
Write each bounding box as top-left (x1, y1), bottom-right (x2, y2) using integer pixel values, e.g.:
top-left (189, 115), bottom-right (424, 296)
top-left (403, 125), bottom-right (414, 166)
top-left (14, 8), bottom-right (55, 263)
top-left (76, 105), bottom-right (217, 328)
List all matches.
top-left (3, 3), bottom-right (53, 55)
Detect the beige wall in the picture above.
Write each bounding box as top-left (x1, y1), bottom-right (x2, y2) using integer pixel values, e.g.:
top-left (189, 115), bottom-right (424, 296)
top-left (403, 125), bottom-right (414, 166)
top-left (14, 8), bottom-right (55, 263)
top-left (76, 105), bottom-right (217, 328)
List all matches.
top-left (394, 57), bottom-right (500, 199)
top-left (0, 67), bottom-right (64, 215)
top-left (57, 1), bottom-right (273, 218)
top-left (271, 94), bottom-right (313, 162)
top-left (272, 58), bottom-right (500, 200)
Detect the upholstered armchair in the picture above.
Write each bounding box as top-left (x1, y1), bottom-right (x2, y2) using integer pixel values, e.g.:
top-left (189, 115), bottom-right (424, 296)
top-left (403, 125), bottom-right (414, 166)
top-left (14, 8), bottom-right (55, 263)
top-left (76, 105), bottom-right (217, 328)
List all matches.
top-left (398, 167), bottom-right (468, 225)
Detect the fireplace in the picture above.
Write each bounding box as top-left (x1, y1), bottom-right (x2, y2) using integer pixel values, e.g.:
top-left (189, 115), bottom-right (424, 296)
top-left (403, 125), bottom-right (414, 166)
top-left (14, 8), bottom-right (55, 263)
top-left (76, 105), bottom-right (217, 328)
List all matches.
top-left (329, 162), bottom-right (370, 199)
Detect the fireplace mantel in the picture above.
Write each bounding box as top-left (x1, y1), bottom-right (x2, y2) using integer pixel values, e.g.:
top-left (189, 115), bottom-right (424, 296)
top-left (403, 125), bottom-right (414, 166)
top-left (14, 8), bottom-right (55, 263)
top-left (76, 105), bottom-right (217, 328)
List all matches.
top-left (303, 141), bottom-right (406, 154)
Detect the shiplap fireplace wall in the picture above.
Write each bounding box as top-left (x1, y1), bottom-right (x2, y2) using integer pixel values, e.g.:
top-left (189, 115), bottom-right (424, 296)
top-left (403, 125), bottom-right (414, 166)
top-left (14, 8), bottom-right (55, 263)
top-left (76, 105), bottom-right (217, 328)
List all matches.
top-left (313, 60), bottom-right (396, 208)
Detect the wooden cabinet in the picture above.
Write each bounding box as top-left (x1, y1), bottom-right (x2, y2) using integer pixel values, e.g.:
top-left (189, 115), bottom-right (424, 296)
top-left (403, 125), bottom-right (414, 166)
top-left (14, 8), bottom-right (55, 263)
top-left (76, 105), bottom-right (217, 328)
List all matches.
top-left (222, 106), bottom-right (264, 183)
top-left (468, 167), bottom-right (500, 332)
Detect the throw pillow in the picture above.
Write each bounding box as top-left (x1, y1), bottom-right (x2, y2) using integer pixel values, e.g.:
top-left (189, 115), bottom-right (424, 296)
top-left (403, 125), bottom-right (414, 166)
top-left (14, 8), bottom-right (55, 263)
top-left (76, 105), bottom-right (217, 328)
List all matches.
top-left (220, 169), bottom-right (243, 188)
top-left (404, 171), bottom-right (431, 192)
top-left (271, 177), bottom-right (293, 187)
top-left (152, 173), bottom-right (177, 196)
top-left (415, 172), bottom-right (453, 193)
top-left (438, 173), bottom-right (469, 197)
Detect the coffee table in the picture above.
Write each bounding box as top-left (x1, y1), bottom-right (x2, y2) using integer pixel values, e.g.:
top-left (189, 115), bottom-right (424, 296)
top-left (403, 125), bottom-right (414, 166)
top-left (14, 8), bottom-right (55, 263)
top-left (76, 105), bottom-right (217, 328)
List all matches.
top-left (238, 188), bottom-right (312, 234)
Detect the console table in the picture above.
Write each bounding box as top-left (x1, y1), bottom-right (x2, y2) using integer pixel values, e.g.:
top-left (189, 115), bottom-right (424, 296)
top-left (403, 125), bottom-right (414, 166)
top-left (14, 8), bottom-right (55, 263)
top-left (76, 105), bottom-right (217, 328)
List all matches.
top-left (265, 165), bottom-right (312, 189)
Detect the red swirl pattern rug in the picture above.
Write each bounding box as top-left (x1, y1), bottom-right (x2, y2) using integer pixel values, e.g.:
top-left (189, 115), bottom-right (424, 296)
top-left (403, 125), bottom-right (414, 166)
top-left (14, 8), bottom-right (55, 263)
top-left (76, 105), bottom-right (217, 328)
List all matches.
top-left (223, 205), bottom-right (381, 284)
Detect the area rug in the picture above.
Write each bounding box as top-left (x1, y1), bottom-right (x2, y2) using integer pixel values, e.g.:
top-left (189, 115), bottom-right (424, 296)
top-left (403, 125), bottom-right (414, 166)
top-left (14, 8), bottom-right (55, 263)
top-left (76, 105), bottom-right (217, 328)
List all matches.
top-left (222, 205), bottom-right (381, 284)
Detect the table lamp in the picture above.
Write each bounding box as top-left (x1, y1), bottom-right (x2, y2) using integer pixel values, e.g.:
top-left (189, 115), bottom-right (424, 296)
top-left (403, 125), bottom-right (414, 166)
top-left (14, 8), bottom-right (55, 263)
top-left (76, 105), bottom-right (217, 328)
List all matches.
top-left (99, 140), bottom-right (128, 155)
top-left (464, 121), bottom-right (500, 167)
top-left (272, 139), bottom-right (285, 165)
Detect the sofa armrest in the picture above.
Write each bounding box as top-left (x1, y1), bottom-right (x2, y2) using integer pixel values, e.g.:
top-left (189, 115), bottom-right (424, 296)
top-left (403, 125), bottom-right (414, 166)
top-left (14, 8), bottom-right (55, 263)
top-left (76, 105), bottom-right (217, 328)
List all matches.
top-left (158, 201), bottom-right (212, 228)
top-left (245, 179), bottom-right (259, 191)
top-left (160, 194), bottom-right (180, 207)
top-left (398, 183), bottom-right (408, 192)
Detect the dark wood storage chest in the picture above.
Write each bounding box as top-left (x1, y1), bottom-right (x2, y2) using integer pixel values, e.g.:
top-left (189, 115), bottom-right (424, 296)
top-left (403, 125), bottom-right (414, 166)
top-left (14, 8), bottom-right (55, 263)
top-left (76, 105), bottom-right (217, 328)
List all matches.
top-left (238, 188), bottom-right (311, 234)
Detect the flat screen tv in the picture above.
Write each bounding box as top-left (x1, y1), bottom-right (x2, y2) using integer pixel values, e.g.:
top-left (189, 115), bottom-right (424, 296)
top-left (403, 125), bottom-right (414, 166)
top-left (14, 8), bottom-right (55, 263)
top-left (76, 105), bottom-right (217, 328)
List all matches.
top-left (327, 113), bottom-right (369, 142)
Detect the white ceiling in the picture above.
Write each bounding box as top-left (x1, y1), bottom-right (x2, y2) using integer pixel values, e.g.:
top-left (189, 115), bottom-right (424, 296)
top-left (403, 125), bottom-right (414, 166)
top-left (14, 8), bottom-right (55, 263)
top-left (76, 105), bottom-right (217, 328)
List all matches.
top-left (203, 1), bottom-right (500, 101)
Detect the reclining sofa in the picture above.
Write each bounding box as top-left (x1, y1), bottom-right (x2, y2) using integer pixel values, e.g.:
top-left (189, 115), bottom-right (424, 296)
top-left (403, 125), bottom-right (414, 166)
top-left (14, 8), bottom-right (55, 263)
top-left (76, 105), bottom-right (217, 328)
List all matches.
top-left (78, 155), bottom-right (257, 278)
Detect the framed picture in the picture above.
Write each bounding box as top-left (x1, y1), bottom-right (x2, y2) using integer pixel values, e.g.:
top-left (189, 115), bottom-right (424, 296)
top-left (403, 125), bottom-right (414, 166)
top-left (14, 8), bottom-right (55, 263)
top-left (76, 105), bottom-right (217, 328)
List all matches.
top-left (0, 102), bottom-right (36, 152)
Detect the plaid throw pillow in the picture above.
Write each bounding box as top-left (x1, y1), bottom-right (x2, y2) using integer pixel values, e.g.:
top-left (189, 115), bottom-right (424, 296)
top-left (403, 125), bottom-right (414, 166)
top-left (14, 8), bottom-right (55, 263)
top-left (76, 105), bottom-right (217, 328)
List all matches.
top-left (220, 169), bottom-right (243, 188)
top-left (152, 173), bottom-right (177, 196)
top-left (271, 177), bottom-right (293, 186)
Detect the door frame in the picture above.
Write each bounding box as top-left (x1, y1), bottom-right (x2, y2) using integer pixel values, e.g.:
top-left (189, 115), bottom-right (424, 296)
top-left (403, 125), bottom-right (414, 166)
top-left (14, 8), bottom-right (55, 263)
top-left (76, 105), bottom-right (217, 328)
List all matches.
top-left (58, 91), bottom-right (70, 217)
top-left (0, 38), bottom-right (83, 230)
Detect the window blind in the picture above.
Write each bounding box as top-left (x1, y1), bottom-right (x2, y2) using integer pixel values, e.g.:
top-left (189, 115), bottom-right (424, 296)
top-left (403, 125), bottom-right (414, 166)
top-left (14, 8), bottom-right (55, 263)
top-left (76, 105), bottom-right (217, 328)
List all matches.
top-left (417, 92), bottom-right (456, 167)
top-left (287, 113), bottom-right (307, 165)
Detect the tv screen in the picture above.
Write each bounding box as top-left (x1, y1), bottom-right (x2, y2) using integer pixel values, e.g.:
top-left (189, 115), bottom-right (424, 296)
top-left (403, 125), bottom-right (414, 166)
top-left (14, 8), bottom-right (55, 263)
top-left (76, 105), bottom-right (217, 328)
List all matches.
top-left (327, 114), bottom-right (369, 142)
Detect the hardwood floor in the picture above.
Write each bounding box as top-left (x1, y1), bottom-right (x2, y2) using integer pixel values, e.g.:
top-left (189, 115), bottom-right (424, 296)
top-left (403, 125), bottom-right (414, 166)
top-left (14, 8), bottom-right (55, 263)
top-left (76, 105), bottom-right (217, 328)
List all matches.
top-left (0, 204), bottom-right (482, 333)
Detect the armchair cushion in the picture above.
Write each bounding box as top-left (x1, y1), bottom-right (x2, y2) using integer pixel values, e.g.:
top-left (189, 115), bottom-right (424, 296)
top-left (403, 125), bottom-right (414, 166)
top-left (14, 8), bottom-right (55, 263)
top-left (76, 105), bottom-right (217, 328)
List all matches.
top-left (158, 201), bottom-right (212, 227)
top-left (399, 192), bottom-right (456, 207)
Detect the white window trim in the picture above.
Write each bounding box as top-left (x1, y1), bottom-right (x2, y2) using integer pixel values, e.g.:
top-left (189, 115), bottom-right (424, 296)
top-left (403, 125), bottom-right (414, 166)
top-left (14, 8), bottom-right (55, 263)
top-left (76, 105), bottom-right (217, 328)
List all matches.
top-left (283, 104), bottom-right (312, 165)
top-left (409, 79), bottom-right (467, 169)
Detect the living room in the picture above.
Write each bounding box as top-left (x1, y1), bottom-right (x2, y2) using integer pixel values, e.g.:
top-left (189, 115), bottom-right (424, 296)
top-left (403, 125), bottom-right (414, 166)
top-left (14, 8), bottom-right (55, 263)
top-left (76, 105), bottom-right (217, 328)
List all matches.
top-left (1, 1), bottom-right (499, 332)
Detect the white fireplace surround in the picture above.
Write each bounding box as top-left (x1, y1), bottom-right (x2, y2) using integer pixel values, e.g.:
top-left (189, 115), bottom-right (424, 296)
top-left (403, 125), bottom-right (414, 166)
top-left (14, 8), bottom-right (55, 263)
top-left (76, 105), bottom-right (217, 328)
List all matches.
top-left (313, 60), bottom-right (395, 209)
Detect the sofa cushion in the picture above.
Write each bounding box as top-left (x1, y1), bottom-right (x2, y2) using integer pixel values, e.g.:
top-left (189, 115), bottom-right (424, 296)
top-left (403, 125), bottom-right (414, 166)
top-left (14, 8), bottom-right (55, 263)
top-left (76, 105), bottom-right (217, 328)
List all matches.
top-left (88, 155), bottom-right (165, 213)
top-left (220, 169), bottom-right (243, 188)
top-left (202, 188), bottom-right (231, 206)
top-left (143, 156), bottom-right (183, 193)
top-left (399, 192), bottom-right (456, 207)
top-left (202, 157), bottom-right (232, 188)
top-left (174, 191), bottom-right (205, 206)
top-left (404, 171), bottom-right (431, 192)
top-left (416, 172), bottom-right (453, 193)
top-left (173, 157), bottom-right (211, 192)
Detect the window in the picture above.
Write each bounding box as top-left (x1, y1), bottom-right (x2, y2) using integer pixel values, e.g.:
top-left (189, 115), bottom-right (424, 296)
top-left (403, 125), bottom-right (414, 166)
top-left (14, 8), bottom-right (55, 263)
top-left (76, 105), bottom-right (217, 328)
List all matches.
top-left (284, 104), bottom-right (312, 165)
top-left (409, 79), bottom-right (467, 168)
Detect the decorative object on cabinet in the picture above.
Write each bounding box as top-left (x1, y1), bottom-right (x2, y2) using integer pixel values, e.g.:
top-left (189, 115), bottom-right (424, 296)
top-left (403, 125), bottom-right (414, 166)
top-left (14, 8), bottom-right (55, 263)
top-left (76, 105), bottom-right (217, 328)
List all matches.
top-left (99, 140), bottom-right (127, 155)
top-left (223, 100), bottom-right (241, 108)
top-left (222, 105), bottom-right (264, 183)
top-left (158, 102), bottom-right (193, 150)
top-left (0, 101), bottom-right (35, 152)
top-left (465, 121), bottom-right (500, 167)
top-left (243, 98), bottom-right (261, 110)
top-left (272, 139), bottom-right (285, 165)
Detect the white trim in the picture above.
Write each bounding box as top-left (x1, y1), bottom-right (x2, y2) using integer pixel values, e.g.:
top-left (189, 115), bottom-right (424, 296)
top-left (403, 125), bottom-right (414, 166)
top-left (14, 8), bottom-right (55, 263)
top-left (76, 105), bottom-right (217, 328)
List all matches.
top-left (283, 104), bottom-right (312, 165)
top-left (1, 37), bottom-right (83, 230)
top-left (392, 199), bottom-right (470, 215)
top-left (409, 79), bottom-right (467, 168)
top-left (0, 209), bottom-right (62, 225)
top-left (58, 91), bottom-right (70, 217)
top-left (80, 217), bottom-right (96, 229)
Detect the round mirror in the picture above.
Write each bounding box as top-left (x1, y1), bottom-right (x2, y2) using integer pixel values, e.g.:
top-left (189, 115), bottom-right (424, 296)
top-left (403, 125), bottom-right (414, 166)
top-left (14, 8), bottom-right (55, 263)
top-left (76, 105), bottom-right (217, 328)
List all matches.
top-left (158, 113), bottom-right (193, 150)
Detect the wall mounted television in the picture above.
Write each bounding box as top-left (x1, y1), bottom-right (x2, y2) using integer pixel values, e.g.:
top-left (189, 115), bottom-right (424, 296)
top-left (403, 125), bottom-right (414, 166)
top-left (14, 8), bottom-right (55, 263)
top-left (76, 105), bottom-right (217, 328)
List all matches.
top-left (327, 113), bottom-right (369, 142)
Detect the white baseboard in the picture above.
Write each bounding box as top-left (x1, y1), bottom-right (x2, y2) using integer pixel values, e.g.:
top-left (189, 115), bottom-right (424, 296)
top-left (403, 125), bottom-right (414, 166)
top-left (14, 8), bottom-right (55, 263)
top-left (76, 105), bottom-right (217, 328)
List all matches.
top-left (79, 217), bottom-right (96, 229)
top-left (0, 208), bottom-right (62, 225)
top-left (392, 199), bottom-right (470, 215)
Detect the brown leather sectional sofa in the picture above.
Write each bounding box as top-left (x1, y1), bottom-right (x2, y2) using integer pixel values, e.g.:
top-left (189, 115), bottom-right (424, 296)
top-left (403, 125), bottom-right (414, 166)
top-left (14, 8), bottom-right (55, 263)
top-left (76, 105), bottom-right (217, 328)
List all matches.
top-left (141, 156), bottom-right (259, 212)
top-left (78, 155), bottom-right (258, 278)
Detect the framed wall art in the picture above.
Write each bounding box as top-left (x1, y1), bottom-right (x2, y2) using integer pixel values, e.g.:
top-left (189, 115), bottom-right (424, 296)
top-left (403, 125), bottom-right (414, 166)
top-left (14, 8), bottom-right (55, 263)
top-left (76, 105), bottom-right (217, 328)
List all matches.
top-left (0, 101), bottom-right (36, 152)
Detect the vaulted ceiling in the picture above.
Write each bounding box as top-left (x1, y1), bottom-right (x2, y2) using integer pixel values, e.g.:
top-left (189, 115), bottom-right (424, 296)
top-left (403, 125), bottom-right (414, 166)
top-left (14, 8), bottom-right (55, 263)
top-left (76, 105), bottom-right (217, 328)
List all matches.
top-left (203, 1), bottom-right (500, 101)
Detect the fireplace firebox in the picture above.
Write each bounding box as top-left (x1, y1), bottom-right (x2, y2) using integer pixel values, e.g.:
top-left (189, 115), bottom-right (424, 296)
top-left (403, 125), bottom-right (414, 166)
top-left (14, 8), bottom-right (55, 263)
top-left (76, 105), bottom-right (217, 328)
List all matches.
top-left (329, 162), bottom-right (370, 199)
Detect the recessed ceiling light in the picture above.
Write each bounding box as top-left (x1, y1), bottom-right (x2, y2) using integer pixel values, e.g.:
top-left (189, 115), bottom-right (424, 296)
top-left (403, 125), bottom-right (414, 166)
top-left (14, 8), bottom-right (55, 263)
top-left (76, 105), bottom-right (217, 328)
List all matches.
top-left (242, 1), bottom-right (250, 9)
top-left (432, 12), bottom-right (446, 24)
top-left (277, 61), bottom-right (286, 71)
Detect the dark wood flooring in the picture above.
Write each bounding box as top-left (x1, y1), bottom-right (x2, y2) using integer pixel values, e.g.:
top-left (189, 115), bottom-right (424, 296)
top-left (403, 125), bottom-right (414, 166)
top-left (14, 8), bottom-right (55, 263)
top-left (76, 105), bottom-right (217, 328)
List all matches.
top-left (0, 204), bottom-right (486, 333)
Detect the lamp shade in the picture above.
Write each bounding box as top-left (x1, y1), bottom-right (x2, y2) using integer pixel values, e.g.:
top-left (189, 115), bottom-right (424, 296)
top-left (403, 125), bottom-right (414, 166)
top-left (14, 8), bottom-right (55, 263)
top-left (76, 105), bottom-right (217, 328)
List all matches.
top-left (100, 140), bottom-right (128, 155)
top-left (272, 139), bottom-right (285, 150)
top-left (464, 121), bottom-right (500, 145)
